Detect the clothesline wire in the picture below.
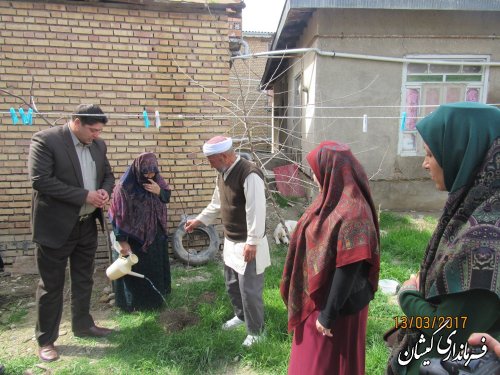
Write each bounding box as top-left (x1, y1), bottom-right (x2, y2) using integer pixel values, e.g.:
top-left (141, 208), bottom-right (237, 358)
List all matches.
top-left (224, 103), bottom-right (500, 109)
top-left (0, 113), bottom-right (448, 120)
top-left (2, 102), bottom-right (499, 120)
top-left (2, 102), bottom-right (498, 127)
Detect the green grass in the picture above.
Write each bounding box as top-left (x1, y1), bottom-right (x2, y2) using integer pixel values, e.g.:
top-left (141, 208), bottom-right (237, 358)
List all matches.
top-left (5, 307), bottom-right (28, 326)
top-left (0, 212), bottom-right (436, 375)
top-left (366, 212), bottom-right (436, 374)
top-left (272, 192), bottom-right (293, 209)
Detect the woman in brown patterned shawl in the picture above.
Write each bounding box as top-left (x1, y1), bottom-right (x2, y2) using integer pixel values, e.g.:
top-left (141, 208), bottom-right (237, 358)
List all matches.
top-left (387, 102), bottom-right (500, 375)
top-left (281, 141), bottom-right (380, 375)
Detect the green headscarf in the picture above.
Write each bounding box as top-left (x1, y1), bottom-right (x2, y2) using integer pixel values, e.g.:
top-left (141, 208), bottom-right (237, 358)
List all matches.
top-left (416, 102), bottom-right (500, 192)
top-left (388, 103), bottom-right (500, 375)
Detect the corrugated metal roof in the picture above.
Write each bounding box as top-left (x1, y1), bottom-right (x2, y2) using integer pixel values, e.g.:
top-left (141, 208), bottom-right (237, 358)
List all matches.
top-left (243, 31), bottom-right (274, 37)
top-left (287, 0), bottom-right (500, 11)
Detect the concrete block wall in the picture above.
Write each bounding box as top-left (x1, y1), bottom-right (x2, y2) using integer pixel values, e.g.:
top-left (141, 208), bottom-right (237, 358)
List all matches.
top-left (0, 0), bottom-right (241, 266)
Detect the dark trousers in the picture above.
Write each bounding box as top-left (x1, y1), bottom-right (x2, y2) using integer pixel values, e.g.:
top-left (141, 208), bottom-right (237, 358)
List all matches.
top-left (35, 218), bottom-right (97, 346)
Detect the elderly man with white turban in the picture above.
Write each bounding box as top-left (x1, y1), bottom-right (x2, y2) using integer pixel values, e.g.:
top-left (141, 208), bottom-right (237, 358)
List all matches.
top-left (185, 136), bottom-right (270, 347)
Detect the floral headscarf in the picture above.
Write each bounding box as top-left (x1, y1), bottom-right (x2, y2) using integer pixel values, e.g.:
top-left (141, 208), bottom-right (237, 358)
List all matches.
top-left (108, 152), bottom-right (170, 251)
top-left (280, 141), bottom-right (380, 332)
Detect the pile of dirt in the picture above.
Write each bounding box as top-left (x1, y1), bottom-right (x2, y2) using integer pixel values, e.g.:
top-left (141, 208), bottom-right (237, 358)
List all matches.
top-left (158, 307), bottom-right (200, 333)
top-left (158, 290), bottom-right (216, 333)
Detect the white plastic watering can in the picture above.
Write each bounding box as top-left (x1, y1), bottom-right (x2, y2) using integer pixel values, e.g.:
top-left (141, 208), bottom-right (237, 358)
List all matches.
top-left (106, 254), bottom-right (145, 280)
top-left (107, 231), bottom-right (144, 280)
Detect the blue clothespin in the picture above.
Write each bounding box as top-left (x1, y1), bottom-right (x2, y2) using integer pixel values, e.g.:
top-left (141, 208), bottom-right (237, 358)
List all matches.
top-left (9, 108), bottom-right (19, 124)
top-left (400, 111), bottom-right (407, 131)
top-left (18, 108), bottom-right (29, 125)
top-left (27, 108), bottom-right (33, 125)
top-left (143, 108), bottom-right (150, 128)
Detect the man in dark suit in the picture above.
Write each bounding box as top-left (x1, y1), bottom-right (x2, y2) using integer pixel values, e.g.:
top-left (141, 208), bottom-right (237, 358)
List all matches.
top-left (28, 104), bottom-right (115, 362)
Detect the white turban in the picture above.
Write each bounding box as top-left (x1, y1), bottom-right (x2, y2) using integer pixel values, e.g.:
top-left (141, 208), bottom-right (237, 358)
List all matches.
top-left (202, 137), bottom-right (232, 156)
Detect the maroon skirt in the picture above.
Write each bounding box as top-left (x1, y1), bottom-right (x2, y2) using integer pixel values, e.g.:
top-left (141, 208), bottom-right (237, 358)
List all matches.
top-left (288, 306), bottom-right (369, 375)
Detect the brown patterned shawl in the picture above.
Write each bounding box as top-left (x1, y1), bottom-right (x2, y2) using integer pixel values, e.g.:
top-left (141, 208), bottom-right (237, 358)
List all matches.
top-left (280, 141), bottom-right (380, 332)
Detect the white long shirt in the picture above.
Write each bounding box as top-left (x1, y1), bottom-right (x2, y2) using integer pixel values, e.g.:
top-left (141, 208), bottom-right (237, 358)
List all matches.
top-left (196, 157), bottom-right (270, 275)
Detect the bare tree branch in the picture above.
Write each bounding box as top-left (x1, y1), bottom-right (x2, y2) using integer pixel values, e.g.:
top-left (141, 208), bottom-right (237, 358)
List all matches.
top-left (0, 80), bottom-right (55, 127)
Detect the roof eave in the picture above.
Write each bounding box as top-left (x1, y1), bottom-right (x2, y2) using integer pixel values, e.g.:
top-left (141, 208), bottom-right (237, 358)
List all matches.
top-left (261, 0), bottom-right (500, 86)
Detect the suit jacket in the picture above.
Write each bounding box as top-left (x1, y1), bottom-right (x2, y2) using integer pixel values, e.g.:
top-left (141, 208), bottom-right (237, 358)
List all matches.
top-left (28, 124), bottom-right (115, 248)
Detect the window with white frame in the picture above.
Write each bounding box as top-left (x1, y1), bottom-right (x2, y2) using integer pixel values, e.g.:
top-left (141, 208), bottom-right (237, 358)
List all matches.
top-left (399, 55), bottom-right (489, 156)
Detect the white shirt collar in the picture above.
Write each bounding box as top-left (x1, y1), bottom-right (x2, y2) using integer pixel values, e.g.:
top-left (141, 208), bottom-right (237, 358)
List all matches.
top-left (222, 155), bottom-right (241, 181)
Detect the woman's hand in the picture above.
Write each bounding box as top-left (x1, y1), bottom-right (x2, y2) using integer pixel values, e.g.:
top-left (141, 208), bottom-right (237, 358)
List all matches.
top-left (143, 179), bottom-right (161, 196)
top-left (118, 241), bottom-right (132, 256)
top-left (402, 273), bottom-right (419, 291)
top-left (315, 319), bottom-right (333, 337)
top-left (468, 332), bottom-right (500, 358)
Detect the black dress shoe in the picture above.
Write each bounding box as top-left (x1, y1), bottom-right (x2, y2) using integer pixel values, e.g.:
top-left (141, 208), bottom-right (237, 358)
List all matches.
top-left (74, 325), bottom-right (114, 338)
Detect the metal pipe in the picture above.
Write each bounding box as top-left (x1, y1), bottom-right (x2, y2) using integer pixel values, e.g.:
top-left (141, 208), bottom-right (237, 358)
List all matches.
top-left (232, 47), bottom-right (500, 66)
top-left (239, 38), bottom-right (250, 56)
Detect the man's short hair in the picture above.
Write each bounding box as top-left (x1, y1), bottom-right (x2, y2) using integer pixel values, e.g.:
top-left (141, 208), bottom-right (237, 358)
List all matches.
top-left (72, 104), bottom-right (108, 125)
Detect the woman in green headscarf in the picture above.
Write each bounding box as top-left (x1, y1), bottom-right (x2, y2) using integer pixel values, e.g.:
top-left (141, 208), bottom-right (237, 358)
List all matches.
top-left (387, 102), bottom-right (500, 375)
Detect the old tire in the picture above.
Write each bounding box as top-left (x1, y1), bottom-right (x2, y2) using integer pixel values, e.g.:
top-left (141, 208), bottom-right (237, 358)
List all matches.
top-left (172, 217), bottom-right (220, 266)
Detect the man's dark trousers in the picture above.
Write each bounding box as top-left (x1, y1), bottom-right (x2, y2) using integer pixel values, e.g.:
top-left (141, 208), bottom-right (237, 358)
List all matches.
top-left (35, 218), bottom-right (98, 346)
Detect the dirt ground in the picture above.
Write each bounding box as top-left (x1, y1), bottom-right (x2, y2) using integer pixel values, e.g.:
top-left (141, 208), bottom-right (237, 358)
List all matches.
top-left (0, 260), bottom-right (264, 375)
top-left (0, 267), bottom-right (118, 363)
top-left (0, 270), bottom-right (240, 374)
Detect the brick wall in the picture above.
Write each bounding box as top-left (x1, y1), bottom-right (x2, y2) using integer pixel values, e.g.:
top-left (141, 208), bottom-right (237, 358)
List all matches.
top-left (229, 32), bottom-right (273, 151)
top-left (0, 0), bottom-right (242, 266)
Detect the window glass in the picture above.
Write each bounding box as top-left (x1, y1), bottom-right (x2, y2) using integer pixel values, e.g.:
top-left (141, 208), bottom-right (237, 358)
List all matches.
top-left (401, 133), bottom-right (417, 152)
top-left (445, 86), bottom-right (464, 103)
top-left (404, 88), bottom-right (420, 131)
top-left (407, 63), bottom-right (428, 74)
top-left (445, 75), bottom-right (482, 82)
top-left (429, 64), bottom-right (460, 73)
top-left (466, 88), bottom-right (480, 102)
top-left (462, 65), bottom-right (482, 73)
top-left (399, 56), bottom-right (487, 156)
top-left (407, 75), bottom-right (442, 82)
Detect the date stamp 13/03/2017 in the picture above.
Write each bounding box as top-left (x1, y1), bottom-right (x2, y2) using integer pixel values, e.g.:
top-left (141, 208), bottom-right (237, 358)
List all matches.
top-left (393, 316), bottom-right (468, 330)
